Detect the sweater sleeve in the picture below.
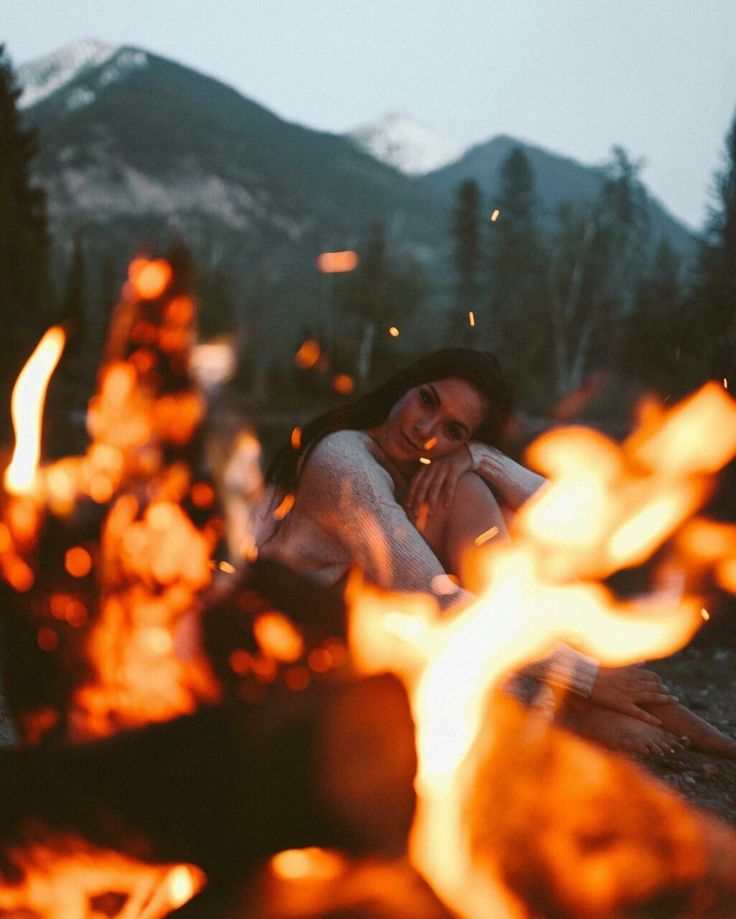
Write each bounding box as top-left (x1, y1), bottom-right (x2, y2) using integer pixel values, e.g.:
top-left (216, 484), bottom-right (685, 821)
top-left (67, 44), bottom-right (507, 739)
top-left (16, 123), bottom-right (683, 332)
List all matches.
top-left (467, 443), bottom-right (547, 510)
top-left (516, 645), bottom-right (599, 697)
top-left (301, 432), bottom-right (471, 611)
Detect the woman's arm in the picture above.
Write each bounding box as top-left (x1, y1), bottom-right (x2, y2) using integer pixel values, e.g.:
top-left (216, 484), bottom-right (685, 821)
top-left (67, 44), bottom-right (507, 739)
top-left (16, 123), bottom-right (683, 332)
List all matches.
top-left (406, 444), bottom-right (545, 520)
top-left (466, 444), bottom-right (547, 510)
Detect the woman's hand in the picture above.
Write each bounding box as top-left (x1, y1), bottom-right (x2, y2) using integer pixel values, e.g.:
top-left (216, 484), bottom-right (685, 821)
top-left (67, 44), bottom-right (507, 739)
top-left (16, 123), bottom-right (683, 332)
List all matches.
top-left (405, 448), bottom-right (473, 520)
top-left (589, 665), bottom-right (678, 724)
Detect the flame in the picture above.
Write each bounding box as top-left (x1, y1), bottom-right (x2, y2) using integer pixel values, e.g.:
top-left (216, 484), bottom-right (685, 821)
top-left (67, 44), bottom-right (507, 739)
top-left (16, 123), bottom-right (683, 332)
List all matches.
top-left (388, 326), bottom-right (400, 337)
top-left (348, 383), bottom-right (736, 918)
top-left (0, 836), bottom-right (204, 917)
top-left (468, 310), bottom-right (476, 327)
top-left (4, 326), bottom-right (66, 495)
top-left (270, 848), bottom-right (346, 881)
top-left (128, 258), bottom-right (173, 300)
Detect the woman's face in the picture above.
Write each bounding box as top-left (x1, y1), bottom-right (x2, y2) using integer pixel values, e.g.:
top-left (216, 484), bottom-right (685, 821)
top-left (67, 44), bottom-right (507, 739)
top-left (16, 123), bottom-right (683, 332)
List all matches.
top-left (378, 377), bottom-right (489, 468)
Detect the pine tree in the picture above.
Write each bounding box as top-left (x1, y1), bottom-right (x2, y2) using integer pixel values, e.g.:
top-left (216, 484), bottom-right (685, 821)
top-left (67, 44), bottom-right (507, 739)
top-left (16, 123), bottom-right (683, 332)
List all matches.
top-left (547, 147), bottom-right (651, 397)
top-left (619, 238), bottom-right (683, 393)
top-left (686, 113), bottom-right (736, 383)
top-left (339, 224), bottom-right (424, 387)
top-left (44, 235), bottom-right (89, 457)
top-left (487, 147), bottom-right (549, 403)
top-left (451, 179), bottom-right (482, 343)
top-left (0, 45), bottom-right (53, 444)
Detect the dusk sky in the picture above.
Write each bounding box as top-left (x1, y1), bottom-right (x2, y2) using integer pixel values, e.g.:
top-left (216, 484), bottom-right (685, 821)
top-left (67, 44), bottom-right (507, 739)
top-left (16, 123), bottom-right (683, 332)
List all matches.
top-left (4, 0), bottom-right (735, 229)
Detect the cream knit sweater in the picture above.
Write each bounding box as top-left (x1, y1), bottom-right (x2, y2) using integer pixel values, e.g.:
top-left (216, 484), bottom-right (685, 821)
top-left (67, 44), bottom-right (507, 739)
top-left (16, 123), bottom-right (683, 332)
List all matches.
top-left (257, 429), bottom-right (597, 697)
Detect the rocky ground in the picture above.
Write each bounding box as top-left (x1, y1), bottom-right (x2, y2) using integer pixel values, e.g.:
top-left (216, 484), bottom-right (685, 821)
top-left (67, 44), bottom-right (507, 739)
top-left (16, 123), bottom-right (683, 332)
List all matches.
top-left (644, 645), bottom-right (736, 827)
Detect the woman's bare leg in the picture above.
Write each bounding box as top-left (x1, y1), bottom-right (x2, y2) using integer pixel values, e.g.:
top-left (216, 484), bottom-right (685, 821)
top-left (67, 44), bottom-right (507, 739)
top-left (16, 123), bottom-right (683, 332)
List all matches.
top-left (413, 474), bottom-right (734, 759)
top-left (560, 697), bottom-right (689, 756)
top-left (644, 702), bottom-right (736, 759)
top-left (417, 471), bottom-right (508, 589)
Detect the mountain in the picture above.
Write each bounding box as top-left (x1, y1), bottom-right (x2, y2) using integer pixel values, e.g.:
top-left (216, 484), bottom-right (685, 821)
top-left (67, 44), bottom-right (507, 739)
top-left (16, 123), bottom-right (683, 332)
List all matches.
top-left (18, 41), bottom-right (448, 325)
top-left (422, 134), bottom-right (695, 257)
top-left (17, 38), bottom-right (120, 109)
top-left (16, 40), bottom-right (697, 354)
top-left (346, 112), bottom-right (465, 176)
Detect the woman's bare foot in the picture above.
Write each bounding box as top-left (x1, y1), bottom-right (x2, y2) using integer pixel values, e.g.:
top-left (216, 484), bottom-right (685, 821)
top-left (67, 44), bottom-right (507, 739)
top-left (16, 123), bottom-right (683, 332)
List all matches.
top-left (561, 698), bottom-right (689, 757)
top-left (645, 702), bottom-right (736, 759)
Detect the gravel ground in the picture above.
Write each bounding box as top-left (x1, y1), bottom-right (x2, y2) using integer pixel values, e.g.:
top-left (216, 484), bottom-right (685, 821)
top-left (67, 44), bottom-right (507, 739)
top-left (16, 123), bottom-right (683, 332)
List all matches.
top-left (645, 645), bottom-right (736, 827)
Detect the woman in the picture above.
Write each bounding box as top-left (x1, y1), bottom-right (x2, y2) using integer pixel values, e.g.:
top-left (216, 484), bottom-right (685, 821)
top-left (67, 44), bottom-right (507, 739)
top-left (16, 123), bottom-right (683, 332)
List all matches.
top-left (257, 348), bottom-right (735, 759)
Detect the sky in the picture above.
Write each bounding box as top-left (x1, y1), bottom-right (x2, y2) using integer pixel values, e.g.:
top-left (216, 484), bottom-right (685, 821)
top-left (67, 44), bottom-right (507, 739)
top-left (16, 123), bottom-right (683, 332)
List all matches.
top-left (4, 0), bottom-right (735, 230)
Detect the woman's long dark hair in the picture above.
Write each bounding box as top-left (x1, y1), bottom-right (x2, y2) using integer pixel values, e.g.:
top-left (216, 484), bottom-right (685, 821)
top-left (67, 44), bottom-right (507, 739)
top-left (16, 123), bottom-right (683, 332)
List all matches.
top-left (268, 348), bottom-right (513, 496)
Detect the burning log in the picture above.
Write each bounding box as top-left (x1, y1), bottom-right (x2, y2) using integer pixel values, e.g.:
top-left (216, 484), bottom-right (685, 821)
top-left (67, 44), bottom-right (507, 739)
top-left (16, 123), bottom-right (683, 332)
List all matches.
top-left (0, 673), bottom-right (416, 916)
top-left (472, 697), bottom-right (736, 919)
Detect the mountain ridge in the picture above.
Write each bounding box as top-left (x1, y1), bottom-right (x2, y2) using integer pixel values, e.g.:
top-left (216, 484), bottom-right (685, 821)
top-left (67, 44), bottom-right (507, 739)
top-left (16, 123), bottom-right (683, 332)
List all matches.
top-left (16, 39), bottom-right (697, 335)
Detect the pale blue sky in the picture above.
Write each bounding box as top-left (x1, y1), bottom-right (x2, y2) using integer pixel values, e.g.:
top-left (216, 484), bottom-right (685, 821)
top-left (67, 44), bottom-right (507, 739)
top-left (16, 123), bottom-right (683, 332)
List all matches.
top-left (4, 0), bottom-right (735, 229)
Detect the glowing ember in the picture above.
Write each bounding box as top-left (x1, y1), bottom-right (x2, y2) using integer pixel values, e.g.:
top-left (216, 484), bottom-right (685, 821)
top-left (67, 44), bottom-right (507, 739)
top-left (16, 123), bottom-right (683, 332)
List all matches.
top-left (295, 340), bottom-right (321, 370)
top-left (291, 426), bottom-right (303, 450)
top-left (316, 250), bottom-right (359, 273)
top-left (128, 257), bottom-right (173, 300)
top-left (253, 611), bottom-right (305, 662)
top-left (419, 457), bottom-right (432, 465)
top-left (270, 847), bottom-right (346, 881)
top-left (4, 325), bottom-right (66, 495)
top-left (274, 493), bottom-right (296, 520)
top-left (468, 311), bottom-right (475, 327)
top-left (389, 326), bottom-right (400, 337)
top-left (64, 546), bottom-right (93, 578)
top-left (332, 373), bottom-right (355, 395)
top-left (474, 526), bottom-right (499, 546)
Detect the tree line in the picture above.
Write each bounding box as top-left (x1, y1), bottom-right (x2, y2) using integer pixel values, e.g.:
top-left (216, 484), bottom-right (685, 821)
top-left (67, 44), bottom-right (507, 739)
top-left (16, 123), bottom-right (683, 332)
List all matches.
top-left (448, 143), bottom-right (733, 413)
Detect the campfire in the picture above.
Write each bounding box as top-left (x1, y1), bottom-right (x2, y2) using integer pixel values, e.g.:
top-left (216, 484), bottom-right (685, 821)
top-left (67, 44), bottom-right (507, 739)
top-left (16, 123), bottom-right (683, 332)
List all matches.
top-left (1, 251), bottom-right (735, 917)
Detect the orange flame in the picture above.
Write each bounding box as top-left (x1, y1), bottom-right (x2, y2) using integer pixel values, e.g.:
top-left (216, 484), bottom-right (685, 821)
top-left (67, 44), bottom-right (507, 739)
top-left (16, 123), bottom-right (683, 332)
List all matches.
top-left (0, 836), bottom-right (204, 917)
top-left (128, 258), bottom-right (173, 300)
top-left (4, 326), bottom-right (66, 495)
top-left (348, 383), bottom-right (736, 917)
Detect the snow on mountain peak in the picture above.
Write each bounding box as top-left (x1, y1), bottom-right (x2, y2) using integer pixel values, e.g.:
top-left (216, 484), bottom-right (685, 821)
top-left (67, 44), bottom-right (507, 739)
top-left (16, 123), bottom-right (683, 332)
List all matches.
top-left (347, 112), bottom-right (466, 175)
top-left (17, 38), bottom-right (120, 108)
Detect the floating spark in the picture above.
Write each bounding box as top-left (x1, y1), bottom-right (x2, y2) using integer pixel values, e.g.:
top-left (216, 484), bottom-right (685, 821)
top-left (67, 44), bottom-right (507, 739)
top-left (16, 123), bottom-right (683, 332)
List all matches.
top-left (332, 373), bottom-right (355, 395)
top-left (474, 526), bottom-right (499, 546)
